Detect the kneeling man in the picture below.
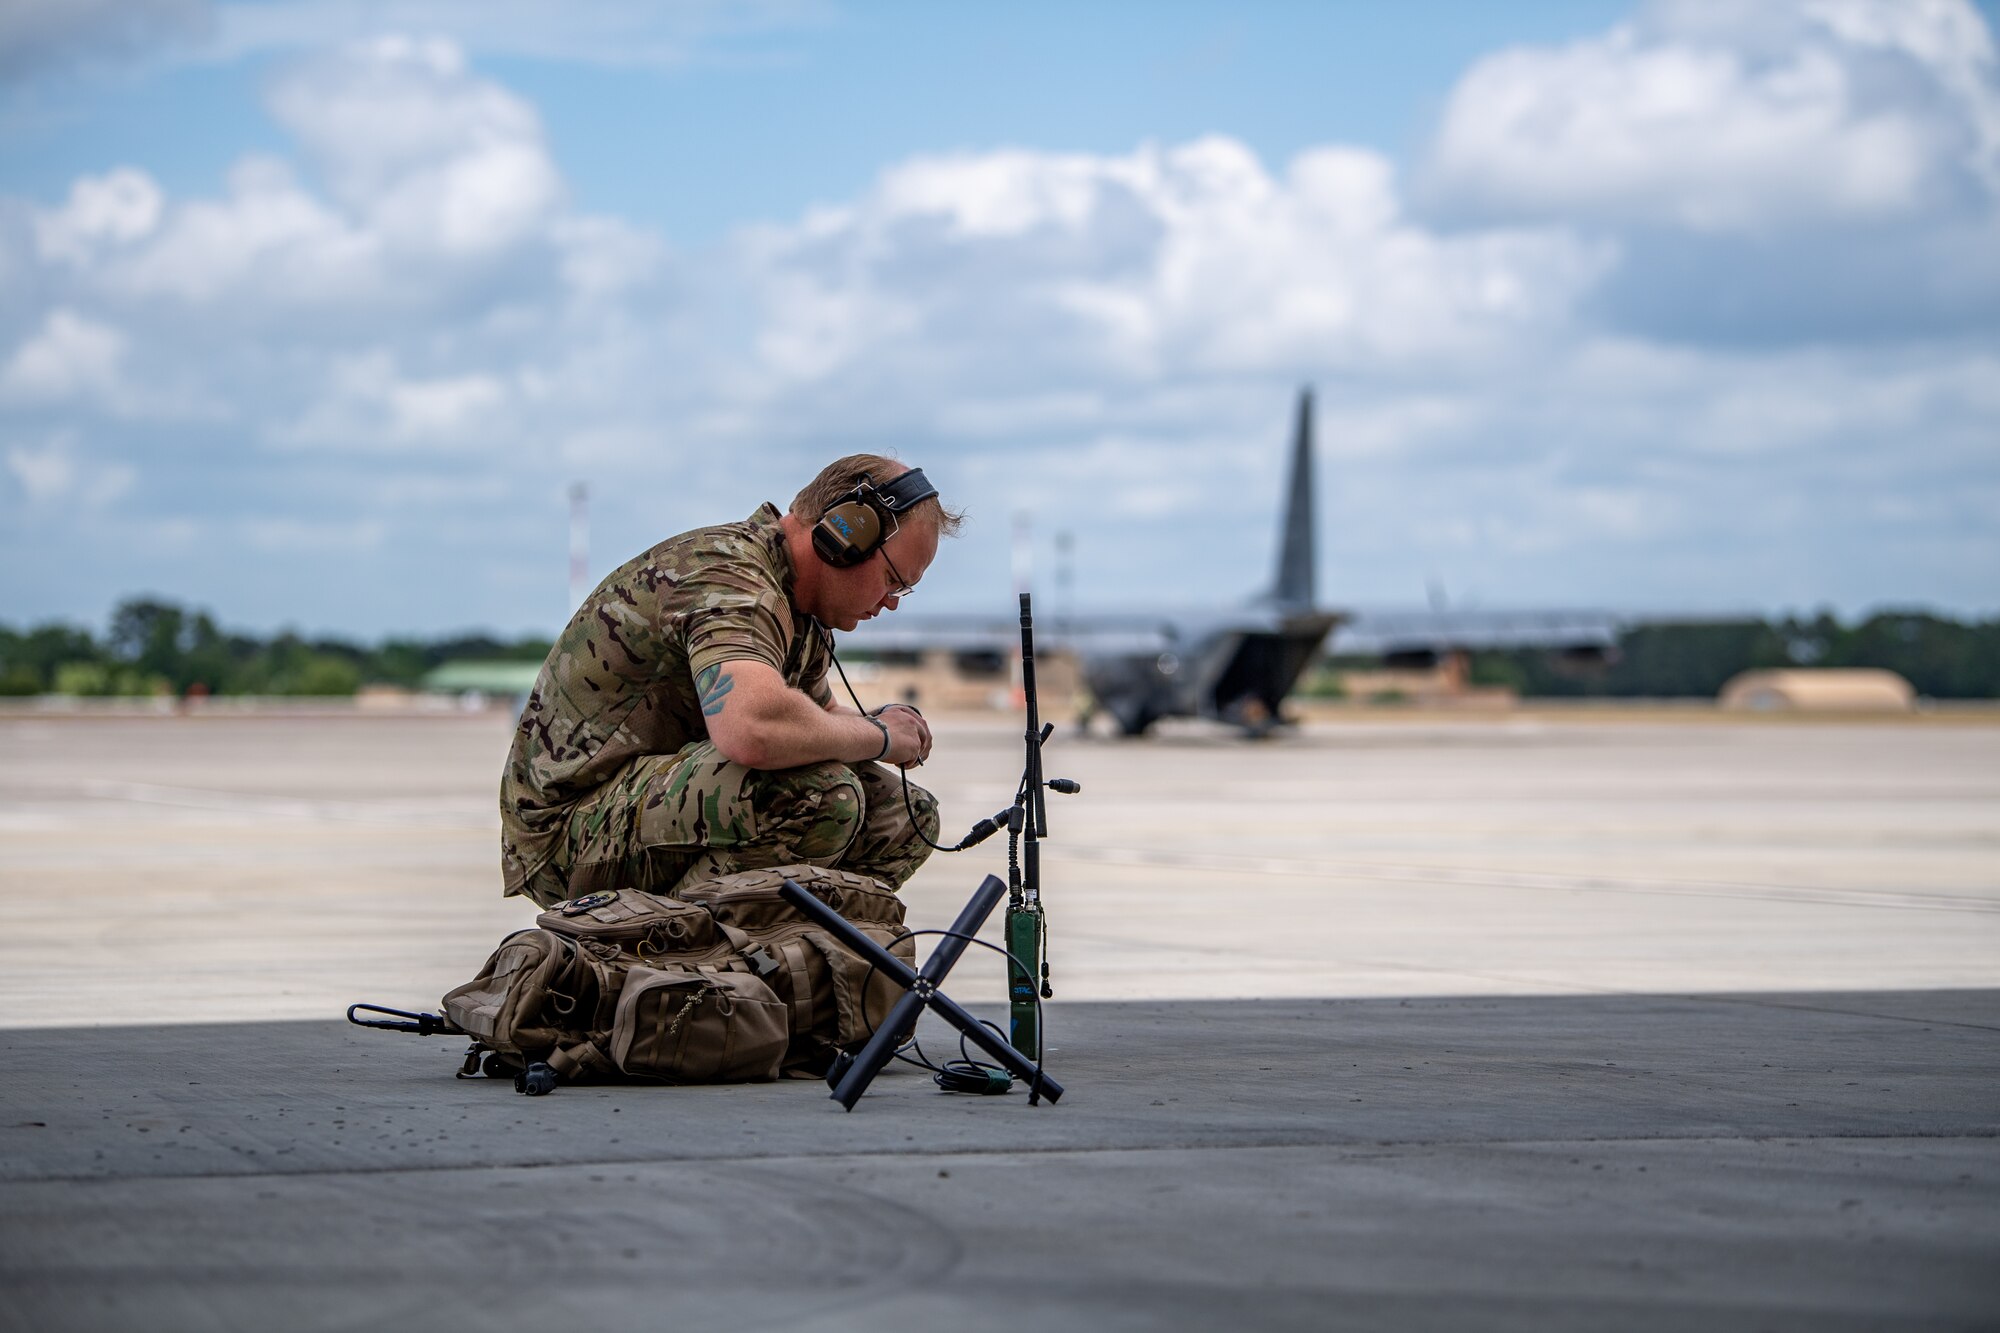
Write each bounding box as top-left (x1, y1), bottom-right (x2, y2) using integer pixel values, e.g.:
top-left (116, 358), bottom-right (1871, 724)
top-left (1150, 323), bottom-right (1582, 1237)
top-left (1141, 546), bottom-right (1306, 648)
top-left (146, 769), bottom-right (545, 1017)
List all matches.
top-left (500, 456), bottom-right (957, 908)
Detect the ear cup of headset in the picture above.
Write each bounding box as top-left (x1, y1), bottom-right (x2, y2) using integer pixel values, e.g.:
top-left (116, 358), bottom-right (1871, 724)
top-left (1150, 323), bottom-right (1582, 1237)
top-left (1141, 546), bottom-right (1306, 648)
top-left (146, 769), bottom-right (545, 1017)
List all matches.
top-left (812, 498), bottom-right (884, 568)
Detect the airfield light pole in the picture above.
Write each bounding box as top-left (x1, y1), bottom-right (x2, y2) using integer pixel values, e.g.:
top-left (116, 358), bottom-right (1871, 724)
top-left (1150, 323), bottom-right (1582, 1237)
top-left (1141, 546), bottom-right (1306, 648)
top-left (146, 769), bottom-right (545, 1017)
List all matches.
top-left (568, 482), bottom-right (589, 612)
top-left (1055, 529), bottom-right (1074, 635)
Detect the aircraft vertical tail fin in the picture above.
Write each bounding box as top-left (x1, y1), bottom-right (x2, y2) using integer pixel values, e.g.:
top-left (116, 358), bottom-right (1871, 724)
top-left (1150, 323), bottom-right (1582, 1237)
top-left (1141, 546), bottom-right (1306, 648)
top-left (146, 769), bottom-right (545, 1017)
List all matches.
top-left (1268, 386), bottom-right (1316, 608)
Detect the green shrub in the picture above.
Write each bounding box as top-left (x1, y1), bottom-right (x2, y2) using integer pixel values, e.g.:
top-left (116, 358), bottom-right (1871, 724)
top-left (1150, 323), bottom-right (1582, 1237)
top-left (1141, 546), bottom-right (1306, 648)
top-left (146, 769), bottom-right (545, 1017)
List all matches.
top-left (271, 654), bottom-right (362, 697)
top-left (51, 661), bottom-right (164, 697)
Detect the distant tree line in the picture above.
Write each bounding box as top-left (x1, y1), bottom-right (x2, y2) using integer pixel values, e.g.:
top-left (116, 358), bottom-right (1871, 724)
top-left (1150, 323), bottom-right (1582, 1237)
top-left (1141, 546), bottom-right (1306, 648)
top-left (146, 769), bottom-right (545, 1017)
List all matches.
top-left (1314, 609), bottom-right (2000, 700)
top-left (0, 597), bottom-right (552, 698)
top-left (1461, 610), bottom-right (2000, 699)
top-left (5, 598), bottom-right (1997, 701)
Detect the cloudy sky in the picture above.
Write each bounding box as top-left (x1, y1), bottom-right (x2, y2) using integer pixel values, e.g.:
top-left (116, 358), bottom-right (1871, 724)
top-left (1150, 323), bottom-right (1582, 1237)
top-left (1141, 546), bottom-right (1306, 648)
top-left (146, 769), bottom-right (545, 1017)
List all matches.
top-left (3, 0), bottom-right (1997, 638)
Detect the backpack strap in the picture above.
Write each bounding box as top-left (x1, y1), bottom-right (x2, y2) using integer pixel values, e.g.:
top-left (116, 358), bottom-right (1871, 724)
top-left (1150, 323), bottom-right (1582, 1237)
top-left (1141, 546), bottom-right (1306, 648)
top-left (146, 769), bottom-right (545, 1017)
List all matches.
top-left (546, 1038), bottom-right (615, 1081)
top-left (776, 939), bottom-right (818, 1040)
top-left (714, 922), bottom-right (821, 1040)
top-left (541, 936), bottom-right (592, 1017)
top-left (801, 930), bottom-right (881, 1046)
top-left (715, 921), bottom-right (783, 980)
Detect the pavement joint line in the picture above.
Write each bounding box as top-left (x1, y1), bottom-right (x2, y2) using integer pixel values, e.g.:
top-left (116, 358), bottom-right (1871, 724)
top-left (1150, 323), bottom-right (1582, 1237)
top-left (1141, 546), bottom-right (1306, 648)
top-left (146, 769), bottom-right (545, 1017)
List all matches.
top-left (1676, 993), bottom-right (2000, 1035)
top-left (10, 1130), bottom-right (1999, 1191)
top-left (1052, 845), bottom-right (2000, 915)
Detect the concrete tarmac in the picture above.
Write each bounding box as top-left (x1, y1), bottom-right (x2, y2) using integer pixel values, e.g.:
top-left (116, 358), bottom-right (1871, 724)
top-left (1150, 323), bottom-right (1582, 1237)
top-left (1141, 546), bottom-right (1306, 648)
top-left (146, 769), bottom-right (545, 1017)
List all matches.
top-left (2, 710), bottom-right (1997, 1330)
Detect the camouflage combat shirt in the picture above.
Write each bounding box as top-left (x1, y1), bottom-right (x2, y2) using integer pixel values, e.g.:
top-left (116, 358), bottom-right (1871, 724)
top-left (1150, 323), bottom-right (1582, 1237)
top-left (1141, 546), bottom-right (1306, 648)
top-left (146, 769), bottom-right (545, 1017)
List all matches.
top-left (499, 502), bottom-right (833, 895)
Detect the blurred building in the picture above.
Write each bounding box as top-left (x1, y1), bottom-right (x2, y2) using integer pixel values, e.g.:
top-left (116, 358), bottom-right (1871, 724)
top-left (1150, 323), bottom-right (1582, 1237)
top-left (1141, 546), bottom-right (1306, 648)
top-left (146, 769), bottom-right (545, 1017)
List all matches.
top-left (1718, 669), bottom-right (1915, 713)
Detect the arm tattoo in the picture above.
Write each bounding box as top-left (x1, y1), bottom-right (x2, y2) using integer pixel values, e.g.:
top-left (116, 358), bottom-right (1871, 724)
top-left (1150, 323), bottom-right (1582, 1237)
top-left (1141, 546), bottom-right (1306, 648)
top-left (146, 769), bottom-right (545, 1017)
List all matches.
top-left (696, 664), bottom-right (736, 717)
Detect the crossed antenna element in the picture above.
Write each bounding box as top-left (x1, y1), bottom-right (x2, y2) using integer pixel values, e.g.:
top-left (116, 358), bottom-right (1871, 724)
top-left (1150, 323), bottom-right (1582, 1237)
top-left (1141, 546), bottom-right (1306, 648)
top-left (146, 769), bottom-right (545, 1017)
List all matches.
top-left (778, 875), bottom-right (1063, 1111)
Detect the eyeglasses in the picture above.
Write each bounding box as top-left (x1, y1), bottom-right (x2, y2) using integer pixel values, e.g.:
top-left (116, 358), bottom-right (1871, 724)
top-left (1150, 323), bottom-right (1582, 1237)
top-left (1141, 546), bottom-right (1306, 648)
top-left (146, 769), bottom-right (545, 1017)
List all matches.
top-left (880, 544), bottom-right (917, 598)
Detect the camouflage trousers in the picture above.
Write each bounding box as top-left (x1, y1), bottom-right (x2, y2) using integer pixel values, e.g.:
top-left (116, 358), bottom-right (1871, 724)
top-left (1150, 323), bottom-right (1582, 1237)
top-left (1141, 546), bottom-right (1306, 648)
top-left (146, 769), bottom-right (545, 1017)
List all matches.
top-left (517, 740), bottom-right (939, 909)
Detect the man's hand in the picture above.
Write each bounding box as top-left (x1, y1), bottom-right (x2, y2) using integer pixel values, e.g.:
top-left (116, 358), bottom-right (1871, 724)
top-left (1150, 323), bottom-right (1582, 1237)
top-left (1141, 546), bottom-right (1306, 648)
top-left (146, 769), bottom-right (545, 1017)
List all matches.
top-left (873, 703), bottom-right (932, 768)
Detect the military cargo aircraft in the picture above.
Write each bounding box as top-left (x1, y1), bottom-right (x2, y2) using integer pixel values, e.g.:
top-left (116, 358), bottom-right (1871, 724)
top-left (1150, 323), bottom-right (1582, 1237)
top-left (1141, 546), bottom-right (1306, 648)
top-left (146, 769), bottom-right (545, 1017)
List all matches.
top-left (845, 389), bottom-right (1620, 735)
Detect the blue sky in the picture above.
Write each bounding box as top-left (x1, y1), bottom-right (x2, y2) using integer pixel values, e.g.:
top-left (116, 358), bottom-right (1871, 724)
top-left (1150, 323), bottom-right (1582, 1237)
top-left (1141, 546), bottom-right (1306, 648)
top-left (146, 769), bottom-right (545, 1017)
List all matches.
top-left (3, 0), bottom-right (1998, 637)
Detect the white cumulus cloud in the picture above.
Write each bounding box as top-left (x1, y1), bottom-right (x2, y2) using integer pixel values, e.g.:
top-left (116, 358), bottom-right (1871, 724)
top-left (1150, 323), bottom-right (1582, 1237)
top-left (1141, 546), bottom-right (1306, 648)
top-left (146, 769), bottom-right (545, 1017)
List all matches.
top-left (739, 136), bottom-right (1612, 397)
top-left (62, 38), bottom-right (576, 315)
top-left (1425, 0), bottom-right (2000, 232)
top-left (0, 309), bottom-right (126, 402)
top-left (35, 169), bottom-right (165, 265)
top-left (105, 156), bottom-right (375, 307)
top-left (274, 350), bottom-right (514, 450)
top-left (268, 35), bottom-right (564, 257)
top-left (4, 431), bottom-right (135, 507)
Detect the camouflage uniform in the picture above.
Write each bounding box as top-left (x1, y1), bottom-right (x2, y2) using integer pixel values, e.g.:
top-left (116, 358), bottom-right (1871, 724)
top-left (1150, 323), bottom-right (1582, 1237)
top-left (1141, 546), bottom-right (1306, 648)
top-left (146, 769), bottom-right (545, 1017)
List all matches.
top-left (500, 503), bottom-right (938, 908)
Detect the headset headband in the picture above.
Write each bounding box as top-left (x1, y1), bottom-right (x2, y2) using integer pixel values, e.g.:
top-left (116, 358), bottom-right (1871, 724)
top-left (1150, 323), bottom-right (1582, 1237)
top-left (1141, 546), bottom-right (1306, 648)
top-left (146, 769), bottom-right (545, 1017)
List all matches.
top-left (862, 467), bottom-right (937, 514)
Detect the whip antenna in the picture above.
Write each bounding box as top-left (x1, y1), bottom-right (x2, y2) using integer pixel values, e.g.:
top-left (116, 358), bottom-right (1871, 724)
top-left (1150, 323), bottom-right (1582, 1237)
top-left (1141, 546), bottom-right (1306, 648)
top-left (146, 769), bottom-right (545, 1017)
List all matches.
top-left (1008, 590), bottom-right (1076, 1059)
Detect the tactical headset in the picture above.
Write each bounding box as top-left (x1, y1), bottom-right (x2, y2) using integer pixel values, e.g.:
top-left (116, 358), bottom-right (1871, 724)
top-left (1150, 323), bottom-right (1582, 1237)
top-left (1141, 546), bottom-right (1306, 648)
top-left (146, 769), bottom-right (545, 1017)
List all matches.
top-left (810, 468), bottom-right (939, 568)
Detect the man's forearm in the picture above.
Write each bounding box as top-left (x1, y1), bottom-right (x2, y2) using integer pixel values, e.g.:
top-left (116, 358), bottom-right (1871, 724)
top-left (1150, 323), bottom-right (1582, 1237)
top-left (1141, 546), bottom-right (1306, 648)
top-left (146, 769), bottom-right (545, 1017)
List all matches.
top-left (701, 662), bottom-right (889, 770)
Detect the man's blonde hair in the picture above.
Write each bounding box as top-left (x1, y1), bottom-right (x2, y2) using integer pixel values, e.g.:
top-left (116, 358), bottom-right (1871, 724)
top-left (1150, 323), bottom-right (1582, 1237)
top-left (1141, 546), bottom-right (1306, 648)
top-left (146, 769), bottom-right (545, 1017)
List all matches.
top-left (790, 453), bottom-right (963, 537)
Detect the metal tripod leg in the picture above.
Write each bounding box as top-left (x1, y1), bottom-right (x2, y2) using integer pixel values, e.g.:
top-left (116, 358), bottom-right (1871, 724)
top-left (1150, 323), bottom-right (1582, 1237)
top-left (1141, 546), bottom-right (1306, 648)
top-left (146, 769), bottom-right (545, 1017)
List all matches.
top-left (778, 876), bottom-right (1064, 1111)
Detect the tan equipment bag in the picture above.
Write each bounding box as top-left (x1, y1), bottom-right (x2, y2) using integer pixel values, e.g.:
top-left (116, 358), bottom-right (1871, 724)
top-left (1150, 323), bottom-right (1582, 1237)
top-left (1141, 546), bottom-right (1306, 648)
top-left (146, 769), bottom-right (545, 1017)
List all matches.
top-left (439, 865), bottom-right (914, 1087)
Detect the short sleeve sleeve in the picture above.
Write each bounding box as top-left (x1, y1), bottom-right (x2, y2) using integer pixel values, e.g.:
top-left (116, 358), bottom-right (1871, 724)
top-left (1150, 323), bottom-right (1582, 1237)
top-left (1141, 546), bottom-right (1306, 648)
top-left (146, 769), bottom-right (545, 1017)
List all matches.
top-left (683, 586), bottom-right (793, 679)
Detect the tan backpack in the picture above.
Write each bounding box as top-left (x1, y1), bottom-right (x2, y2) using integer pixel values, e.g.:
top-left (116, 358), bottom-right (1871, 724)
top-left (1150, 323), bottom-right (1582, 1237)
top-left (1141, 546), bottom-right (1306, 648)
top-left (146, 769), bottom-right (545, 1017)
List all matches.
top-left (439, 865), bottom-right (915, 1089)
